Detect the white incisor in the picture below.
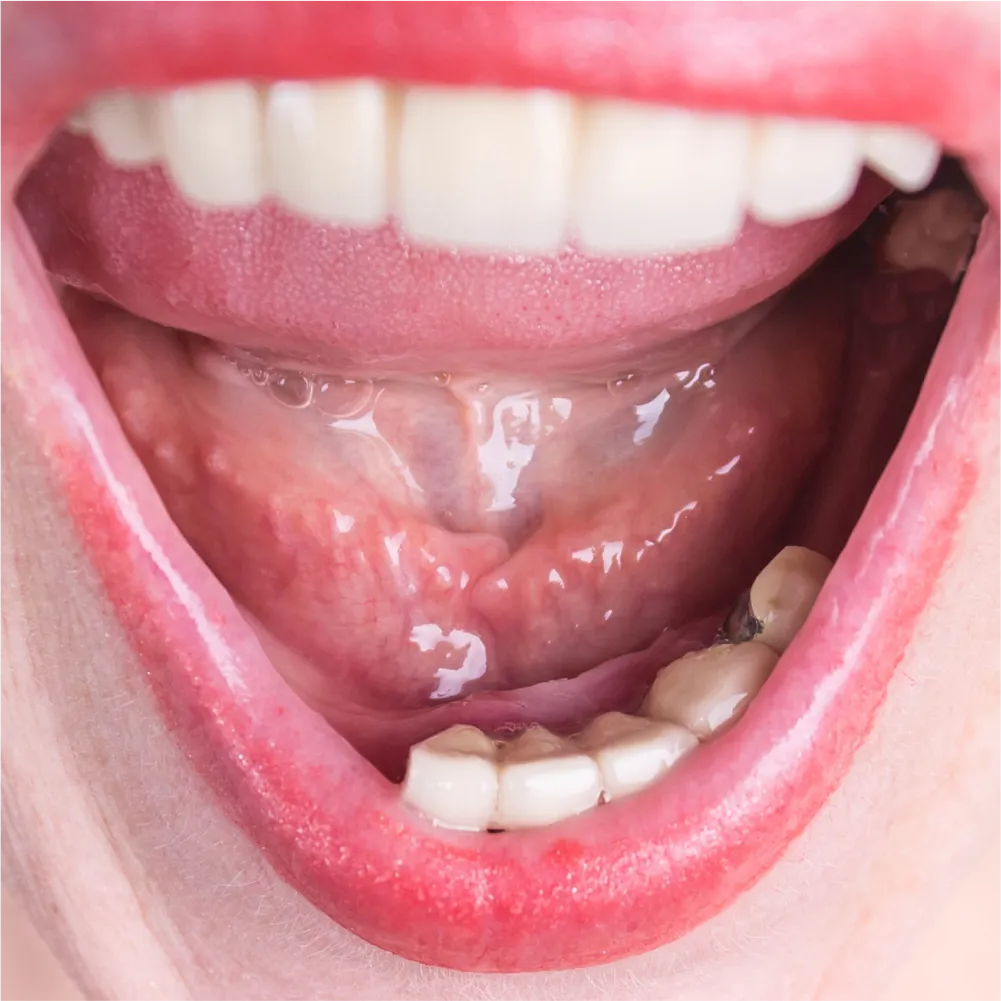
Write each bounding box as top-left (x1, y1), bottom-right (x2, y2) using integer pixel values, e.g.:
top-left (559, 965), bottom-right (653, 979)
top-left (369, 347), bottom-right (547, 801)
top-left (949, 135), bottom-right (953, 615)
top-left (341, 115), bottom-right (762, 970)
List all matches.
top-left (79, 81), bottom-right (941, 256)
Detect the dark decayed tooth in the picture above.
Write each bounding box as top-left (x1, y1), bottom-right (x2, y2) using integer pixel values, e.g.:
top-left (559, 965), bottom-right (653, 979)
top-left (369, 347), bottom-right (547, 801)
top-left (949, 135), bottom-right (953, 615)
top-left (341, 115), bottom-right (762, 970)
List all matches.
top-left (716, 589), bottom-right (763, 645)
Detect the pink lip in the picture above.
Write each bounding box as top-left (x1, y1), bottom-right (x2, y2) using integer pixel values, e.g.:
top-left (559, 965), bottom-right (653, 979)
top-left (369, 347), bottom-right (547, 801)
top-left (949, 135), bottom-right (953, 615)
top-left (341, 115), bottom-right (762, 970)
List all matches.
top-left (2, 1), bottom-right (999, 974)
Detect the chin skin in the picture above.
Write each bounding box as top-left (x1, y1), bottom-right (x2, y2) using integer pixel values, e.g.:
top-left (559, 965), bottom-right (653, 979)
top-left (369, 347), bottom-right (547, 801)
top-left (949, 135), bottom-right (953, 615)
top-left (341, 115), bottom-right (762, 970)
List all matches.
top-left (1, 361), bottom-right (997, 999)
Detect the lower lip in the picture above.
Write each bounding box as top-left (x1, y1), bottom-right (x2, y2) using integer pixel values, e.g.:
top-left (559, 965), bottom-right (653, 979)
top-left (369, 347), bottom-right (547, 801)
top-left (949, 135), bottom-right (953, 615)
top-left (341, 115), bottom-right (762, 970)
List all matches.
top-left (3, 201), bottom-right (997, 969)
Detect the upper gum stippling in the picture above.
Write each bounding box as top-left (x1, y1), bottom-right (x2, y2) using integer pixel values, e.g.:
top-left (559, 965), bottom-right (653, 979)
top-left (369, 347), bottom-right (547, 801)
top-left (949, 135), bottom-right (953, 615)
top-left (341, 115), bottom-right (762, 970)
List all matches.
top-left (71, 79), bottom-right (941, 258)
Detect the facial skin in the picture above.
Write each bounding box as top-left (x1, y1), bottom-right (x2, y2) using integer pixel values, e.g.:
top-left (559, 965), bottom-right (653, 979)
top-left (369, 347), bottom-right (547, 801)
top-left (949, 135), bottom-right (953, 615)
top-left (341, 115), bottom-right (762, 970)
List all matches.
top-left (1, 4), bottom-right (999, 1000)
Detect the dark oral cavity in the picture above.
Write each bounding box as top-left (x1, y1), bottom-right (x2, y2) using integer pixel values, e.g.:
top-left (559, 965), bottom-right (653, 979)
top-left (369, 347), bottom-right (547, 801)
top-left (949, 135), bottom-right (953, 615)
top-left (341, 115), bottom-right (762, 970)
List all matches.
top-left (3, 0), bottom-right (998, 977)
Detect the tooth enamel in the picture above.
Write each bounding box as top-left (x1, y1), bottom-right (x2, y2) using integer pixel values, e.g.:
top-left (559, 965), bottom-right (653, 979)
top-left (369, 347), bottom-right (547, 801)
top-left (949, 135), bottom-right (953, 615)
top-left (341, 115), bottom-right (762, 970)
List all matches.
top-left (864, 125), bottom-right (941, 191)
top-left (78, 81), bottom-right (943, 255)
top-left (578, 712), bottom-right (697, 800)
top-left (643, 642), bottom-right (779, 739)
top-left (493, 726), bottom-right (601, 829)
top-left (265, 80), bottom-right (389, 226)
top-left (86, 92), bottom-right (159, 165)
top-left (749, 545), bottom-right (833, 654)
top-left (398, 86), bottom-right (575, 252)
top-left (155, 81), bottom-right (265, 206)
top-left (576, 103), bottom-right (750, 255)
top-left (749, 117), bottom-right (863, 225)
top-left (401, 724), bottom-right (499, 831)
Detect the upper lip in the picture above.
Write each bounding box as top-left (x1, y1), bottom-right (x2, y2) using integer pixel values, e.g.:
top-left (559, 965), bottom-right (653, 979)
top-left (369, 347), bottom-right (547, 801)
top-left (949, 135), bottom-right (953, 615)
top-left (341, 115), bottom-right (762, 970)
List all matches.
top-left (2, 0), bottom-right (999, 975)
top-left (3, 2), bottom-right (998, 173)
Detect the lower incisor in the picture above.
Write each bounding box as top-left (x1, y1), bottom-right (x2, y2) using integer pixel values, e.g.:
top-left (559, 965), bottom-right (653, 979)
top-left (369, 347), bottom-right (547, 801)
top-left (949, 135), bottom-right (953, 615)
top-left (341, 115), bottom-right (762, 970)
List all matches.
top-left (491, 727), bottom-right (602, 830)
top-left (401, 724), bottom-right (499, 831)
top-left (579, 712), bottom-right (698, 800)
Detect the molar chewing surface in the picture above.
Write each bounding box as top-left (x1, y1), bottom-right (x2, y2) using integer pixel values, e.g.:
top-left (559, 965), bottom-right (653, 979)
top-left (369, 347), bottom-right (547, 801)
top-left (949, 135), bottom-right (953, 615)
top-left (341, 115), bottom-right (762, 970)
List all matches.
top-left (402, 545), bottom-right (832, 831)
top-left (74, 80), bottom-right (941, 256)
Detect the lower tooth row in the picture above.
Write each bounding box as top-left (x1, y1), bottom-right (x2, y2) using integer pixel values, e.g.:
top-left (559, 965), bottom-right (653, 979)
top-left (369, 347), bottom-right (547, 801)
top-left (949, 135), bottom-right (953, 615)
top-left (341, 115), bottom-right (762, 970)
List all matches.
top-left (401, 545), bottom-right (832, 832)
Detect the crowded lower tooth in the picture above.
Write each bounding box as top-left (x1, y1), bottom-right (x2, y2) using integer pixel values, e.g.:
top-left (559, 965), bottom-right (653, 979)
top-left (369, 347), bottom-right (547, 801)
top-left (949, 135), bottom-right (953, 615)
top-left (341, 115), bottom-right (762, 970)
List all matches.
top-left (749, 546), bottom-right (833, 654)
top-left (577, 712), bottom-right (697, 800)
top-left (642, 642), bottom-right (778, 739)
top-left (401, 724), bottom-right (500, 831)
top-left (492, 727), bottom-right (602, 830)
top-left (73, 80), bottom-right (941, 255)
top-left (398, 546), bottom-right (833, 828)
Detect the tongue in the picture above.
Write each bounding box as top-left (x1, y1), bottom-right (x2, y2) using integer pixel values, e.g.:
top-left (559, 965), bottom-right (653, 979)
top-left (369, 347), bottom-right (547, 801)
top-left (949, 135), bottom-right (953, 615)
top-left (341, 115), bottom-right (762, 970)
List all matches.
top-left (69, 255), bottom-right (848, 716)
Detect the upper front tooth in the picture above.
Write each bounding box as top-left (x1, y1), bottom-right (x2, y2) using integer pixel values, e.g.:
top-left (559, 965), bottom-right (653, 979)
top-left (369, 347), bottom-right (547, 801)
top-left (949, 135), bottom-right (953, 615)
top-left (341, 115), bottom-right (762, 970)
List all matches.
top-left (86, 92), bottom-right (159, 165)
top-left (577, 712), bottom-right (697, 800)
top-left (492, 726), bottom-right (601, 830)
top-left (265, 80), bottom-right (389, 226)
top-left (77, 79), bottom-right (945, 256)
top-left (643, 642), bottom-right (778, 739)
top-left (749, 545), bottom-right (833, 654)
top-left (156, 81), bottom-right (265, 207)
top-left (749, 117), bottom-right (863, 225)
top-left (576, 103), bottom-right (750, 255)
top-left (397, 86), bottom-right (575, 252)
top-left (864, 124), bottom-right (941, 191)
top-left (401, 724), bottom-right (500, 831)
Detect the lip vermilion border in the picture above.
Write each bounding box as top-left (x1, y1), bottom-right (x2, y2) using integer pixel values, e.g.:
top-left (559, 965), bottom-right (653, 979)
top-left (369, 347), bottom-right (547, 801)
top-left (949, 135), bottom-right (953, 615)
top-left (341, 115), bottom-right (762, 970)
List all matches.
top-left (2, 0), bottom-right (999, 974)
top-left (3, 3), bottom-right (998, 162)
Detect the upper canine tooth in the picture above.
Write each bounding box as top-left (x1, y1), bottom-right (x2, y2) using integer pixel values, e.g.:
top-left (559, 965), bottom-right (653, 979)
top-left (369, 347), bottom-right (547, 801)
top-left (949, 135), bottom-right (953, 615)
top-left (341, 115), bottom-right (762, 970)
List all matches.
top-left (749, 545), bottom-right (833, 654)
top-left (749, 117), bottom-right (863, 225)
top-left (264, 80), bottom-right (389, 226)
top-left (401, 724), bottom-right (500, 831)
top-left (575, 103), bottom-right (750, 255)
top-left (397, 86), bottom-right (575, 253)
top-left (86, 92), bottom-right (159, 165)
top-left (492, 726), bottom-right (601, 830)
top-left (155, 81), bottom-right (265, 207)
top-left (864, 124), bottom-right (941, 191)
top-left (577, 712), bottom-right (697, 800)
top-left (643, 642), bottom-right (778, 739)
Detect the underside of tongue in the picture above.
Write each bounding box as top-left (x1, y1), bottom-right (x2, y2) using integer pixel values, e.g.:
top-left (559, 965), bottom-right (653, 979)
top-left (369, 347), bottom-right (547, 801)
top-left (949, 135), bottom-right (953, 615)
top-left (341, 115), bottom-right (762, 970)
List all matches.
top-left (69, 252), bottom-right (849, 716)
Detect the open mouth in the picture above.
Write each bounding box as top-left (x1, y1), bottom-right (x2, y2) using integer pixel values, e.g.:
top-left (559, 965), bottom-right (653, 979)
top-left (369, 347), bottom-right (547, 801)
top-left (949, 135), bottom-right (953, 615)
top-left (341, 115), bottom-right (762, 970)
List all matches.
top-left (2, 1), bottom-right (998, 977)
